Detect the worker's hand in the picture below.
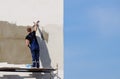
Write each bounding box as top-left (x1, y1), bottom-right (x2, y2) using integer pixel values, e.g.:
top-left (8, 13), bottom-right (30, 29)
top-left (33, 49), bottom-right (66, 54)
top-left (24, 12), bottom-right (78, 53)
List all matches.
top-left (33, 20), bottom-right (40, 26)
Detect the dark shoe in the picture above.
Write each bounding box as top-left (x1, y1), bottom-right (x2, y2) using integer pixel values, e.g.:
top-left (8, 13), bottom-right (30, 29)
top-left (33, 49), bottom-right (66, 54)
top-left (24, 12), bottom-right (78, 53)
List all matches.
top-left (36, 62), bottom-right (40, 68)
top-left (32, 61), bottom-right (36, 67)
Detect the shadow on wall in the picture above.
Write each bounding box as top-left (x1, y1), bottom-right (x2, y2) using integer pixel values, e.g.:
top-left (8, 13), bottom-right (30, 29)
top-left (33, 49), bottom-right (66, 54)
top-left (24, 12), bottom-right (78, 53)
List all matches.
top-left (37, 27), bottom-right (52, 68)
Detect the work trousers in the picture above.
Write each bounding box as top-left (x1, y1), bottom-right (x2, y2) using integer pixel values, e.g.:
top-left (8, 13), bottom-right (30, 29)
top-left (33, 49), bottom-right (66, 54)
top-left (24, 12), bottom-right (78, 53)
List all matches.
top-left (30, 49), bottom-right (40, 68)
top-left (31, 50), bottom-right (39, 61)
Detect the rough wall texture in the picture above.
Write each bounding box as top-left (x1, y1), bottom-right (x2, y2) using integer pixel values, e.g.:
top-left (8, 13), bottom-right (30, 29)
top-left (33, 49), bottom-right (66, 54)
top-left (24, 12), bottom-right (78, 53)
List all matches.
top-left (0, 21), bottom-right (31, 64)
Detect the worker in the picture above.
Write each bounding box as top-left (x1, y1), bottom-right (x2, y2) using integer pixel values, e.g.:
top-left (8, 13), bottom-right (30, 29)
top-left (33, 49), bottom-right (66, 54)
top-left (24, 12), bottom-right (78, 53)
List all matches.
top-left (25, 21), bottom-right (40, 68)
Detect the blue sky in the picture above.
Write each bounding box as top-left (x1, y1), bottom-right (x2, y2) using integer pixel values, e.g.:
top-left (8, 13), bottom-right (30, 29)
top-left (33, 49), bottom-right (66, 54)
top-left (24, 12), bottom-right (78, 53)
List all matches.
top-left (64, 0), bottom-right (120, 79)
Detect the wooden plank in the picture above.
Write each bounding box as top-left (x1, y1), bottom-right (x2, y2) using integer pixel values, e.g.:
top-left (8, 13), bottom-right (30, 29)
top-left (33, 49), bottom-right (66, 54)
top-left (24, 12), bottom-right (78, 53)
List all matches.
top-left (0, 67), bottom-right (56, 73)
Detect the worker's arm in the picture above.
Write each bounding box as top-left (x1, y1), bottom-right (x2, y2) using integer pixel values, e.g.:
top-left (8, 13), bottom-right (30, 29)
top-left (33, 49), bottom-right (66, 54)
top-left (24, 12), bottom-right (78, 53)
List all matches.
top-left (32, 20), bottom-right (40, 31)
top-left (25, 39), bottom-right (30, 47)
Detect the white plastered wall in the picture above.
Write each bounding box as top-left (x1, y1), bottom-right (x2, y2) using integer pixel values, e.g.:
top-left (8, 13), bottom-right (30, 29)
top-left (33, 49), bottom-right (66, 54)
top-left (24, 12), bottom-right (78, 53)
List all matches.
top-left (36, 25), bottom-right (64, 79)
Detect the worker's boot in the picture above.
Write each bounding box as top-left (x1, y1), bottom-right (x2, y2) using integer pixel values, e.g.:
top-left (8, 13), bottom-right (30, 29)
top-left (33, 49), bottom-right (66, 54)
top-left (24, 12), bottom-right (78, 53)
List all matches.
top-left (32, 61), bottom-right (36, 68)
top-left (36, 61), bottom-right (40, 68)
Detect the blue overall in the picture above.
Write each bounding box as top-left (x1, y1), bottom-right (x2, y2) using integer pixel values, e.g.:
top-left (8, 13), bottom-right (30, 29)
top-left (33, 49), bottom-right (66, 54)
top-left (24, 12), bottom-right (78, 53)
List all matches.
top-left (25, 31), bottom-right (40, 68)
